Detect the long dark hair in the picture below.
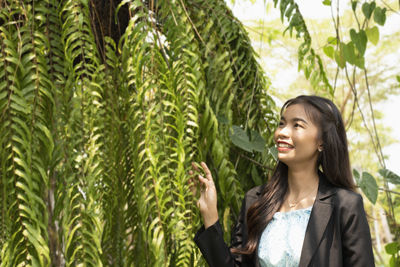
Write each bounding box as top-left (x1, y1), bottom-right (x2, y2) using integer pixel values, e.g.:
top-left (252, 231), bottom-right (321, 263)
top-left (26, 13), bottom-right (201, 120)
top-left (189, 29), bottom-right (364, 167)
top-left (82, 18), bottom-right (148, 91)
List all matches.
top-left (233, 95), bottom-right (355, 255)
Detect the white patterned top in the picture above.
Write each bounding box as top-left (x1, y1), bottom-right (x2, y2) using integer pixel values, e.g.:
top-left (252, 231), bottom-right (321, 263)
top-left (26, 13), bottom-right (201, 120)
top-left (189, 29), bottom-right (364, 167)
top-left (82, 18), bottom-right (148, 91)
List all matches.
top-left (258, 206), bottom-right (312, 267)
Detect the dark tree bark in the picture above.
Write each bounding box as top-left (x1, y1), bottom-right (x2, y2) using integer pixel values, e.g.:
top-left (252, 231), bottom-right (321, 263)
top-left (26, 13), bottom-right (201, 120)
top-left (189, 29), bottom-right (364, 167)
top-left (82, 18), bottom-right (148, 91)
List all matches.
top-left (89, 0), bottom-right (130, 61)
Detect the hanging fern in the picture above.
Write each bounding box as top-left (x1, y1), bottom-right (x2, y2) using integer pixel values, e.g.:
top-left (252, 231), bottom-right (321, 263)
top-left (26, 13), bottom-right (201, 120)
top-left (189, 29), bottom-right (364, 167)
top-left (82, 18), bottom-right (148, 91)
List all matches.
top-left (58, 0), bottom-right (104, 265)
top-left (0, 0), bottom-right (278, 265)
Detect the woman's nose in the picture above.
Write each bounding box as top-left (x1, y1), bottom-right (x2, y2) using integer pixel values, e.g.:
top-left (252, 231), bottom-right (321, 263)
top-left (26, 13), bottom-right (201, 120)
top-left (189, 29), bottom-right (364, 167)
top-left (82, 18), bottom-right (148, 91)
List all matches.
top-left (277, 125), bottom-right (290, 138)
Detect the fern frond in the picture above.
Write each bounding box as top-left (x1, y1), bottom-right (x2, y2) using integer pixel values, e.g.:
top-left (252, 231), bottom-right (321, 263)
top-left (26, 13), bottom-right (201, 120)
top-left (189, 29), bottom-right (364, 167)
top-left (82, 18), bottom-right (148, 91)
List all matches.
top-left (0, 0), bottom-right (54, 265)
top-left (118, 2), bottom-right (171, 265)
top-left (58, 0), bottom-right (104, 265)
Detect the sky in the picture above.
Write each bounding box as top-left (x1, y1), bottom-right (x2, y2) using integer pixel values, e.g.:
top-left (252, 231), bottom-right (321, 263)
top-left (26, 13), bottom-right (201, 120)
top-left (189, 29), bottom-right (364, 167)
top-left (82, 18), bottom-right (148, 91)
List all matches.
top-left (226, 0), bottom-right (400, 175)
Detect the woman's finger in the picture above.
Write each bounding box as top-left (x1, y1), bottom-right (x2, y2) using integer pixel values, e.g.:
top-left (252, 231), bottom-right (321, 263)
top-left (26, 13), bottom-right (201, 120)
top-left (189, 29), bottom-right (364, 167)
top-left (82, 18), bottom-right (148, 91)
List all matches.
top-left (191, 162), bottom-right (200, 172)
top-left (198, 174), bottom-right (208, 185)
top-left (200, 162), bottom-right (213, 181)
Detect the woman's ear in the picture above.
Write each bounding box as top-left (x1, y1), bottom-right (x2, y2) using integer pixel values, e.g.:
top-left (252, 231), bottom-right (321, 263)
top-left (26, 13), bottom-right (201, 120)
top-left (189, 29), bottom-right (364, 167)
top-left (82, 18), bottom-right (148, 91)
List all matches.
top-left (317, 141), bottom-right (323, 152)
top-left (318, 146), bottom-right (323, 152)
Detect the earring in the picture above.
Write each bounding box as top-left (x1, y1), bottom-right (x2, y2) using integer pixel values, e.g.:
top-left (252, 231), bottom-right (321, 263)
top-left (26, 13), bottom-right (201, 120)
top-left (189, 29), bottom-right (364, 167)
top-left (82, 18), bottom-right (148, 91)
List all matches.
top-left (318, 147), bottom-right (323, 152)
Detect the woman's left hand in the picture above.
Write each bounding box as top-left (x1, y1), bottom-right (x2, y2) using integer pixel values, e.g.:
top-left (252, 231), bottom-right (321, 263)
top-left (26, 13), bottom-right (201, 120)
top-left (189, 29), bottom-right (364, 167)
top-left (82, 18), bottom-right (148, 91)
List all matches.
top-left (188, 161), bottom-right (219, 228)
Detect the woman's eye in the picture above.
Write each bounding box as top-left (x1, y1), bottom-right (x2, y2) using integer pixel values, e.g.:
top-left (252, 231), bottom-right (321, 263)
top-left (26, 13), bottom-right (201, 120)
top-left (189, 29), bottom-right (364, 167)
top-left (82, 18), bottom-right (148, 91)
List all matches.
top-left (294, 123), bottom-right (302, 128)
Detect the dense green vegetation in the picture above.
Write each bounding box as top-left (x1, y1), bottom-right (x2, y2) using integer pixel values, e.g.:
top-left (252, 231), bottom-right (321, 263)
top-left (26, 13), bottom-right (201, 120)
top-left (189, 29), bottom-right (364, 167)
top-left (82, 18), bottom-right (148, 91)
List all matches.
top-left (0, 0), bottom-right (398, 266)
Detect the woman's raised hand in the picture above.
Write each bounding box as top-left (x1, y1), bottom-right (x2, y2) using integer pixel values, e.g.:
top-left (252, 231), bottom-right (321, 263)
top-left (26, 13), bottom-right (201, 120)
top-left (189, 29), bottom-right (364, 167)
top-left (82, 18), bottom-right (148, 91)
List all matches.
top-left (189, 161), bottom-right (219, 228)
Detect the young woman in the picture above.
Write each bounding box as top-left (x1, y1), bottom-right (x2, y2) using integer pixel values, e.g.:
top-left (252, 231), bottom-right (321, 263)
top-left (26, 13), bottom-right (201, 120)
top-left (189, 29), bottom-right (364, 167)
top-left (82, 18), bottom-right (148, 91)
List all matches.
top-left (189, 95), bottom-right (374, 267)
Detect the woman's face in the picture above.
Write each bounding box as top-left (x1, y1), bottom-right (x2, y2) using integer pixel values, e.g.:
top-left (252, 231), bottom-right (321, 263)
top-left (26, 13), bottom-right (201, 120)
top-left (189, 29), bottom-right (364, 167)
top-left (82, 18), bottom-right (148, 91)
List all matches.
top-left (274, 104), bottom-right (322, 167)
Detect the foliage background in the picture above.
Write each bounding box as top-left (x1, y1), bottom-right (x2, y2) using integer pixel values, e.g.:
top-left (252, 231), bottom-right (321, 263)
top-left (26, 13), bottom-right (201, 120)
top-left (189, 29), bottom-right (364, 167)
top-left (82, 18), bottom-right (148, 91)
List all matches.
top-left (0, 0), bottom-right (277, 265)
top-left (0, 0), bottom-right (398, 266)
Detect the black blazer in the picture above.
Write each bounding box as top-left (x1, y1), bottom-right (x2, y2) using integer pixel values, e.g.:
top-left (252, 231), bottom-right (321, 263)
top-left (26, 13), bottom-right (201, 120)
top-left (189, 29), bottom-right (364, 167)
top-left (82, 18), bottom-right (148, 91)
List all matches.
top-left (194, 176), bottom-right (375, 267)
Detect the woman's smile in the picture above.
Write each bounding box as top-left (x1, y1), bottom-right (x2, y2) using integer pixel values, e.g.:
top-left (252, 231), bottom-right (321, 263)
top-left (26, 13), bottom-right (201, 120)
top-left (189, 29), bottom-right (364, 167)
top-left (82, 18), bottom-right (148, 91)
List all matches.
top-left (276, 141), bottom-right (294, 152)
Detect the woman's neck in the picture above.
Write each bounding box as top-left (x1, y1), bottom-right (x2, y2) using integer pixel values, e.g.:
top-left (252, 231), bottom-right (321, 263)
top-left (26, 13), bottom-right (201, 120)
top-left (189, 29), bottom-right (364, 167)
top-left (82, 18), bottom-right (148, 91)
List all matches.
top-left (287, 167), bottom-right (319, 197)
top-left (277, 165), bottom-right (319, 212)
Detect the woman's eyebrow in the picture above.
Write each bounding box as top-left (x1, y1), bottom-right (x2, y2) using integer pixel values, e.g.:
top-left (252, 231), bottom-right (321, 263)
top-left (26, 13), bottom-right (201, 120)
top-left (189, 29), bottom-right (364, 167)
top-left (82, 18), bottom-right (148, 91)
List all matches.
top-left (292, 117), bottom-right (309, 124)
top-left (281, 115), bottom-right (308, 124)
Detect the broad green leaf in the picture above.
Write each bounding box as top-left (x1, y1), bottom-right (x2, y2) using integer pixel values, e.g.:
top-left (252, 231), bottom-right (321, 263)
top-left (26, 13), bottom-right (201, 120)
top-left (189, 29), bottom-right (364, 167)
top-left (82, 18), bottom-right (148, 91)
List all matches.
top-left (374, 7), bottom-right (387, 25)
top-left (229, 127), bottom-right (266, 153)
top-left (354, 55), bottom-right (365, 69)
top-left (322, 0), bottom-right (331, 6)
top-left (365, 26), bottom-right (379, 45)
top-left (353, 168), bottom-right (360, 184)
top-left (269, 146), bottom-right (278, 161)
top-left (335, 46), bottom-right (346, 69)
top-left (229, 125), bottom-right (253, 152)
top-left (359, 172), bottom-right (378, 204)
top-left (397, 75), bottom-right (400, 83)
top-left (385, 242), bottom-right (400, 255)
top-left (351, 1), bottom-right (358, 12)
top-left (379, 168), bottom-right (400, 184)
top-left (327, 36), bottom-right (337, 45)
top-left (343, 42), bottom-right (356, 65)
top-left (323, 46), bottom-right (335, 59)
top-left (350, 29), bottom-right (367, 56)
top-left (250, 130), bottom-right (266, 152)
top-left (362, 2), bottom-right (376, 19)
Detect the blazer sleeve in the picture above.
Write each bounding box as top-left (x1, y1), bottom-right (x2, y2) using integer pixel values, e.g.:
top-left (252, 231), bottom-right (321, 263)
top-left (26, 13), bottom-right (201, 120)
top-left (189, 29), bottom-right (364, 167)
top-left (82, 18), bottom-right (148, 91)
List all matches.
top-left (341, 193), bottom-right (375, 267)
top-left (194, 196), bottom-right (248, 267)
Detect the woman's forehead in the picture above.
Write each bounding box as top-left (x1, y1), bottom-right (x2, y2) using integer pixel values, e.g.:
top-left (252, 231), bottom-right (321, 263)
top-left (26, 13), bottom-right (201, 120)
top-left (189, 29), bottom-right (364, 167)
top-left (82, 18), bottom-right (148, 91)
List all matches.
top-left (281, 104), bottom-right (320, 125)
top-left (281, 104), bottom-right (307, 117)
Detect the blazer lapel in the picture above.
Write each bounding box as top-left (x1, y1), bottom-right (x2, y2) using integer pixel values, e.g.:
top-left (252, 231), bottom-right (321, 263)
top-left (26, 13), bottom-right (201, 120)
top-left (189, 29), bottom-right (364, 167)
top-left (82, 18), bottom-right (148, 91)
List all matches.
top-left (299, 176), bottom-right (336, 267)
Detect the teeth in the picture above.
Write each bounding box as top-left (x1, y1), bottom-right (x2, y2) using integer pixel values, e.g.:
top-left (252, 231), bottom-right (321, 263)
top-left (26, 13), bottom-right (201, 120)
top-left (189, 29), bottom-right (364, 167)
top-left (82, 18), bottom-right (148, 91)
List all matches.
top-left (278, 143), bottom-right (293, 148)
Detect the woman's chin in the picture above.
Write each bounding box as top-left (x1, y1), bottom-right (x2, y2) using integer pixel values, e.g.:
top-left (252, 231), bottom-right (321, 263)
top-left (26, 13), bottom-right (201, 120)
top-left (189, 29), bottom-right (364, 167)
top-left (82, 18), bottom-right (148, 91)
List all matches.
top-left (277, 156), bottom-right (291, 165)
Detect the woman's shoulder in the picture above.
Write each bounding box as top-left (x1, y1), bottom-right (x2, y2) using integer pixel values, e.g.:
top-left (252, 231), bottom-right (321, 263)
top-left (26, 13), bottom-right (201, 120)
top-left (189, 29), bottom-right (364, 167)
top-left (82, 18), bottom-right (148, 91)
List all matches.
top-left (335, 187), bottom-right (363, 202)
top-left (320, 176), bottom-right (363, 203)
top-left (331, 186), bottom-right (365, 212)
top-left (319, 177), bottom-right (365, 210)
